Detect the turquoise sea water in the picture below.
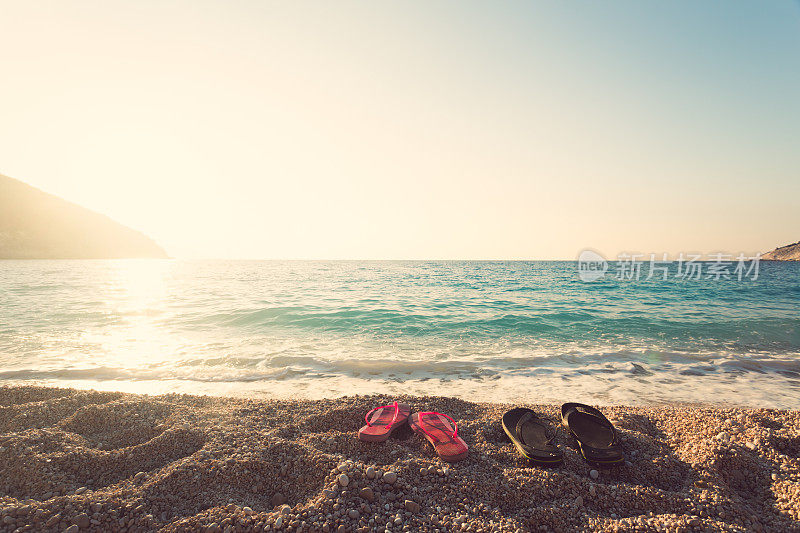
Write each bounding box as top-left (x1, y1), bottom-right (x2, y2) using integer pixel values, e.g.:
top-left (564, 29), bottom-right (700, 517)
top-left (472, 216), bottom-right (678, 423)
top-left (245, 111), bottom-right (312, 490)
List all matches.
top-left (0, 260), bottom-right (798, 407)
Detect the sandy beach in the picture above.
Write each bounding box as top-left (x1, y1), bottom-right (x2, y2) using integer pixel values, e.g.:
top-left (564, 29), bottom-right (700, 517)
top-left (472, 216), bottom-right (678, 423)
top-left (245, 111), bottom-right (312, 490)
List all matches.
top-left (0, 387), bottom-right (797, 532)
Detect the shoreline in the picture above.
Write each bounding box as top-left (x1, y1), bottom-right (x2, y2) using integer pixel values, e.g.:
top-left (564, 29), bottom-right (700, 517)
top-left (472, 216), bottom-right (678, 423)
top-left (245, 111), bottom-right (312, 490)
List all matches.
top-left (0, 386), bottom-right (798, 532)
top-left (2, 373), bottom-right (797, 412)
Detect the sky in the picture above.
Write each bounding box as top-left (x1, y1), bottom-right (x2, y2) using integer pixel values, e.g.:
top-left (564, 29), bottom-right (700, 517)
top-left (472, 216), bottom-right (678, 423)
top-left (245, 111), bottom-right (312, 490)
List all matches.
top-left (0, 1), bottom-right (798, 259)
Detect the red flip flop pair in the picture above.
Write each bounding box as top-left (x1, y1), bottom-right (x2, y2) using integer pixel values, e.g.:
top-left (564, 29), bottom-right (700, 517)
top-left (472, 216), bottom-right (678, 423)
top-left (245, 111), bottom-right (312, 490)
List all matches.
top-left (358, 401), bottom-right (468, 462)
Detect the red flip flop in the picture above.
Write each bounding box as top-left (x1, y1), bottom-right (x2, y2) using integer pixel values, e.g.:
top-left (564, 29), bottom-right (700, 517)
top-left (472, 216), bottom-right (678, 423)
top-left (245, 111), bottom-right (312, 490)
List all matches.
top-left (358, 401), bottom-right (411, 442)
top-left (409, 411), bottom-right (468, 462)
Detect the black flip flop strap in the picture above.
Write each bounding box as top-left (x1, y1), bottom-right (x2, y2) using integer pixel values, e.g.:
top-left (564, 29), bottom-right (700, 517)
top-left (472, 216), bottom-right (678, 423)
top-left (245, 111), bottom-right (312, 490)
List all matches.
top-left (515, 412), bottom-right (556, 447)
top-left (574, 405), bottom-right (611, 424)
top-left (567, 410), bottom-right (621, 451)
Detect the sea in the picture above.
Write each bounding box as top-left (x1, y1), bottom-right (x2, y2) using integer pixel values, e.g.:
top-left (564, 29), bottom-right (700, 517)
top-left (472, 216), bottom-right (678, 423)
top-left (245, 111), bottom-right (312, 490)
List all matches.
top-left (1, 260), bottom-right (798, 408)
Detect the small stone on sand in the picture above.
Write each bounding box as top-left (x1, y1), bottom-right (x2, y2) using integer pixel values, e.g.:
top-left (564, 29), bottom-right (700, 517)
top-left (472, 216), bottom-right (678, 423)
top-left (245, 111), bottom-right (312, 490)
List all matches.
top-left (404, 500), bottom-right (420, 513)
top-left (73, 513), bottom-right (90, 528)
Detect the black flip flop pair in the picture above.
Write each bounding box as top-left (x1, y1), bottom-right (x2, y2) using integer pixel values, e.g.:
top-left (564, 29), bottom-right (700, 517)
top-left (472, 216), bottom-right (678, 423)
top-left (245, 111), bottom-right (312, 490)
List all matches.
top-left (501, 403), bottom-right (624, 467)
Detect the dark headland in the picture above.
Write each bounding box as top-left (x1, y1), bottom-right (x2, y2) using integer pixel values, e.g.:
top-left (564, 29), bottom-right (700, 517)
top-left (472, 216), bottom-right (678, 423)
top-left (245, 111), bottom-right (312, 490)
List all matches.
top-left (762, 240), bottom-right (800, 261)
top-left (0, 174), bottom-right (167, 259)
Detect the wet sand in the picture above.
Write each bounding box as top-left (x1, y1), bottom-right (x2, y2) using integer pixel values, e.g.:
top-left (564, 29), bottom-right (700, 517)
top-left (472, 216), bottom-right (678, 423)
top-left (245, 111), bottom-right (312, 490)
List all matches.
top-left (0, 386), bottom-right (798, 532)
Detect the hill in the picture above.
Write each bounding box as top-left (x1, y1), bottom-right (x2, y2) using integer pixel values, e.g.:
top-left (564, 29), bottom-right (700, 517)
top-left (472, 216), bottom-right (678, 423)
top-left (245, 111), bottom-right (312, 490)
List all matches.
top-left (0, 174), bottom-right (167, 259)
top-left (762, 240), bottom-right (800, 261)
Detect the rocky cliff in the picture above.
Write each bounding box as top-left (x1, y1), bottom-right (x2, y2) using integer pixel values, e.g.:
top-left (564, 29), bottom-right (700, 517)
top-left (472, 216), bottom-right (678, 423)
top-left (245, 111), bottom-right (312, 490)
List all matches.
top-left (762, 240), bottom-right (800, 261)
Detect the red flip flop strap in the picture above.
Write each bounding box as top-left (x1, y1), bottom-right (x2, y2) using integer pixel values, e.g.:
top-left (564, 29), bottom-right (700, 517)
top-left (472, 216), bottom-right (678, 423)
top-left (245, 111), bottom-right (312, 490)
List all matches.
top-left (365, 401), bottom-right (399, 429)
top-left (416, 411), bottom-right (458, 441)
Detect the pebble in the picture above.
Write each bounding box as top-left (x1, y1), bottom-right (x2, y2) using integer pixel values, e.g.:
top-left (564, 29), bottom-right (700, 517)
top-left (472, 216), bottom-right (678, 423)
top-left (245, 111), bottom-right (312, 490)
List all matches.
top-left (242, 506), bottom-right (253, 516)
top-left (348, 509), bottom-right (360, 519)
top-left (366, 466), bottom-right (376, 479)
top-left (271, 493), bottom-right (287, 507)
top-left (74, 487), bottom-right (87, 495)
top-left (589, 470), bottom-right (599, 480)
top-left (338, 473), bottom-right (350, 487)
top-left (404, 500), bottom-right (420, 513)
top-left (65, 526), bottom-right (79, 533)
top-left (73, 513), bottom-right (90, 528)
top-left (133, 471), bottom-right (146, 483)
top-left (360, 487), bottom-right (375, 502)
top-left (383, 471), bottom-right (397, 484)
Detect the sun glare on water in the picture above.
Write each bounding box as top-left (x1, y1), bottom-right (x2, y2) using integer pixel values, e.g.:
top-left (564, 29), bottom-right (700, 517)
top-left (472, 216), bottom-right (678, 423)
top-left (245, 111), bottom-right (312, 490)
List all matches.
top-left (82, 260), bottom-right (180, 383)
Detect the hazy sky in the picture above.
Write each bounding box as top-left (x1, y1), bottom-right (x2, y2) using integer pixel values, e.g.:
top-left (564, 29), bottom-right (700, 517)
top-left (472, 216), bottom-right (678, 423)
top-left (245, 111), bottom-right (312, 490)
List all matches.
top-left (1, 1), bottom-right (798, 259)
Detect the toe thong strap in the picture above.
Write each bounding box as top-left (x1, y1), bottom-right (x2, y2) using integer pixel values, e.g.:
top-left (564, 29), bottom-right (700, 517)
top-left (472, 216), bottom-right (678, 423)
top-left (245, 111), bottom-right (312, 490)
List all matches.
top-left (365, 401), bottom-right (400, 429)
top-left (416, 411), bottom-right (458, 442)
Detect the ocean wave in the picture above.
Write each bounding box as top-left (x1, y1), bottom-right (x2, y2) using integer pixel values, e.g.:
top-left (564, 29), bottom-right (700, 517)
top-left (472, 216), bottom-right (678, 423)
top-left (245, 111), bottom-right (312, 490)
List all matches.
top-left (3, 349), bottom-right (797, 384)
top-left (1, 259), bottom-right (798, 406)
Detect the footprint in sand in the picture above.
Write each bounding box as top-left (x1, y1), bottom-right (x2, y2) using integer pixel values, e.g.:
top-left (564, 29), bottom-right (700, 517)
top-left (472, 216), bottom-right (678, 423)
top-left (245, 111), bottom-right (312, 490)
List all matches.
top-left (0, 396), bottom-right (205, 501)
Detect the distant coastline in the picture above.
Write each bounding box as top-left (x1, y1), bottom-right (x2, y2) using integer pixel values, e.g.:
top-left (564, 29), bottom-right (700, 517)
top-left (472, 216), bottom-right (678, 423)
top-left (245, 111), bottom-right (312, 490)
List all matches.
top-left (762, 240), bottom-right (800, 261)
top-left (0, 174), bottom-right (167, 259)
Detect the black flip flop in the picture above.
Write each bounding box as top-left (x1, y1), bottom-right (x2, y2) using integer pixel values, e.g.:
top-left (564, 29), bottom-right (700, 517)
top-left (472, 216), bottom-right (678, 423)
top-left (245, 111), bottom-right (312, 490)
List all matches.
top-left (501, 408), bottom-right (563, 466)
top-left (561, 403), bottom-right (624, 466)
